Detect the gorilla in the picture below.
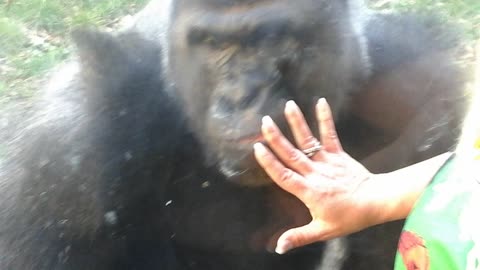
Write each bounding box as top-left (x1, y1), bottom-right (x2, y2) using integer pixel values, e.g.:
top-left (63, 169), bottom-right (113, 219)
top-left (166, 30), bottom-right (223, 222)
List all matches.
top-left (0, 0), bottom-right (467, 269)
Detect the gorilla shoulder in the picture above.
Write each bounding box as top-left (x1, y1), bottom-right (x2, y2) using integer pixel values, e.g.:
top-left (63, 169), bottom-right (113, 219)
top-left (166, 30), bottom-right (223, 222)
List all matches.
top-left (0, 28), bottom-right (184, 269)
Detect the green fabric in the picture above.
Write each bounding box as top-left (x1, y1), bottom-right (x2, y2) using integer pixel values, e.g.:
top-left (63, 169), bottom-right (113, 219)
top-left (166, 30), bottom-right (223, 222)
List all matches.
top-left (394, 157), bottom-right (480, 270)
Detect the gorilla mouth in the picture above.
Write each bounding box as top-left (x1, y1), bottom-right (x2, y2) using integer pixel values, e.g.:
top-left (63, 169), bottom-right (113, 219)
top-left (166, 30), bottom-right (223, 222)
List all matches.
top-left (213, 132), bottom-right (273, 186)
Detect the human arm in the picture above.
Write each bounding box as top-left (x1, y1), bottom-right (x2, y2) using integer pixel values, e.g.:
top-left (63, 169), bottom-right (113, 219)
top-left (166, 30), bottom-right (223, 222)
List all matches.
top-left (362, 151), bottom-right (451, 227)
top-left (253, 98), bottom-right (451, 254)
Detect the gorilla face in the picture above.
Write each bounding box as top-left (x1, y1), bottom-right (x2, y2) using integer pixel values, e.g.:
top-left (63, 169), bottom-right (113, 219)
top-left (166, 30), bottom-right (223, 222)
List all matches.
top-left (169, 0), bottom-right (368, 186)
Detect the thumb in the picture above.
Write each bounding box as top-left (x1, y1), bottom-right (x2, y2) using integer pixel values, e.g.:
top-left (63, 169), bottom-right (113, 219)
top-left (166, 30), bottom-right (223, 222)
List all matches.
top-left (275, 221), bottom-right (327, 254)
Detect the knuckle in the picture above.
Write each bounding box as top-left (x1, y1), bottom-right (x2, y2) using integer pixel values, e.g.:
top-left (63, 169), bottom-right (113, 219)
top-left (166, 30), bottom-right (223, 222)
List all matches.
top-left (268, 131), bottom-right (282, 144)
top-left (320, 113), bottom-right (332, 122)
top-left (257, 150), bottom-right (273, 164)
top-left (328, 130), bottom-right (338, 140)
top-left (261, 152), bottom-right (271, 162)
top-left (291, 112), bottom-right (303, 124)
top-left (279, 168), bottom-right (294, 183)
top-left (287, 149), bottom-right (302, 163)
top-left (262, 154), bottom-right (275, 166)
top-left (291, 232), bottom-right (307, 248)
top-left (297, 231), bottom-right (308, 244)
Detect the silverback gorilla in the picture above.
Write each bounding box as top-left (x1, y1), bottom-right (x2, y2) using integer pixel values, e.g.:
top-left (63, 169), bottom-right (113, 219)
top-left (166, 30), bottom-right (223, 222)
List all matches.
top-left (0, 0), bottom-right (467, 269)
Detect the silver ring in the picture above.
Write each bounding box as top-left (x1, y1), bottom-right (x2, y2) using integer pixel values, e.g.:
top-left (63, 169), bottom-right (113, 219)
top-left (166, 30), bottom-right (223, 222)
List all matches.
top-left (302, 142), bottom-right (322, 157)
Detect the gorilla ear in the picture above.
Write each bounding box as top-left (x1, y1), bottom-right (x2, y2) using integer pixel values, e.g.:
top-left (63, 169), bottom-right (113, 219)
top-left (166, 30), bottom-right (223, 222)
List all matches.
top-left (71, 28), bottom-right (125, 74)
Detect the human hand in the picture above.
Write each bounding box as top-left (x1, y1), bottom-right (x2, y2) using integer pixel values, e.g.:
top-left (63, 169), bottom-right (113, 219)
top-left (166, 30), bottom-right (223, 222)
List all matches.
top-left (253, 98), bottom-right (378, 254)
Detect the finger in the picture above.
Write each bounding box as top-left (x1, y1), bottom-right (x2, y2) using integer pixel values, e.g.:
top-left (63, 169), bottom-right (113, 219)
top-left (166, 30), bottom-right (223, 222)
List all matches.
top-left (253, 143), bottom-right (309, 200)
top-left (275, 221), bottom-right (328, 254)
top-left (261, 116), bottom-right (314, 175)
top-left (316, 98), bottom-right (343, 153)
top-left (284, 101), bottom-right (323, 158)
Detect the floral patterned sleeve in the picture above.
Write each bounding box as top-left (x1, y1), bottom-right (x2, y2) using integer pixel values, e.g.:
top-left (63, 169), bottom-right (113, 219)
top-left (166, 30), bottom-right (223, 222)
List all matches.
top-left (394, 153), bottom-right (480, 270)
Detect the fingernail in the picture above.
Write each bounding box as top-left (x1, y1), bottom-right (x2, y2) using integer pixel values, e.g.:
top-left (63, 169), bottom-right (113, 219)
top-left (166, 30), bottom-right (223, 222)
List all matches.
top-left (285, 100), bottom-right (298, 114)
top-left (318, 98), bottom-right (326, 106)
top-left (286, 100), bottom-right (298, 109)
top-left (275, 240), bottom-right (293, 255)
top-left (262, 115), bottom-right (274, 128)
top-left (317, 98), bottom-right (328, 114)
top-left (253, 142), bottom-right (266, 153)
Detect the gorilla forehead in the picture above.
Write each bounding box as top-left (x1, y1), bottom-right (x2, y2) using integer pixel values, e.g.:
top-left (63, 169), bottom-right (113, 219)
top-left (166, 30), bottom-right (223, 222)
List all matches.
top-left (170, 0), bottom-right (345, 36)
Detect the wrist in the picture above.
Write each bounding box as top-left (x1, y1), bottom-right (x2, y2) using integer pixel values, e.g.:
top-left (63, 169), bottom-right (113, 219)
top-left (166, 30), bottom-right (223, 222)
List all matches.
top-left (355, 173), bottom-right (410, 228)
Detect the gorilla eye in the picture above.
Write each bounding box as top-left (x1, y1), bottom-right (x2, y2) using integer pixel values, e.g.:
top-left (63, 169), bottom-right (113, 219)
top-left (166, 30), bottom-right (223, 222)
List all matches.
top-left (187, 29), bottom-right (224, 49)
top-left (255, 20), bottom-right (290, 44)
top-left (204, 35), bottom-right (220, 47)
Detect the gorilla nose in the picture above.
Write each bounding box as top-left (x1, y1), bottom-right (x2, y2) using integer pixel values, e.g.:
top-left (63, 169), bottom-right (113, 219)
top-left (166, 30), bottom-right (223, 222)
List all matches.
top-left (214, 71), bottom-right (279, 115)
top-left (238, 73), bottom-right (273, 109)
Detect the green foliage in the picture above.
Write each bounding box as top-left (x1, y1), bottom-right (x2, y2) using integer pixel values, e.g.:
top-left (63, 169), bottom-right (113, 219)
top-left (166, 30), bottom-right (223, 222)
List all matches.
top-left (3, 0), bottom-right (148, 33)
top-left (370, 0), bottom-right (480, 41)
top-left (0, 0), bottom-right (148, 99)
top-left (11, 47), bottom-right (69, 78)
top-left (5, 0), bottom-right (68, 33)
top-left (0, 0), bottom-right (478, 101)
top-left (0, 81), bottom-right (6, 95)
top-left (0, 17), bottom-right (27, 57)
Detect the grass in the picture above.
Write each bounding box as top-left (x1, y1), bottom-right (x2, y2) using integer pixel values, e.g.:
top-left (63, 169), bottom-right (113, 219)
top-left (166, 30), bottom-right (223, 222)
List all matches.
top-left (0, 17), bottom-right (27, 57)
top-left (0, 0), bottom-right (479, 102)
top-left (11, 47), bottom-right (69, 78)
top-left (2, 0), bottom-right (148, 33)
top-left (0, 0), bottom-right (149, 101)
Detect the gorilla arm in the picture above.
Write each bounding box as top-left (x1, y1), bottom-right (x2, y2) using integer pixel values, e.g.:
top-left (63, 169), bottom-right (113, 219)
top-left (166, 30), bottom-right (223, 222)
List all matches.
top-left (350, 13), bottom-right (467, 173)
top-left (352, 50), bottom-right (465, 172)
top-left (0, 28), bottom-right (181, 269)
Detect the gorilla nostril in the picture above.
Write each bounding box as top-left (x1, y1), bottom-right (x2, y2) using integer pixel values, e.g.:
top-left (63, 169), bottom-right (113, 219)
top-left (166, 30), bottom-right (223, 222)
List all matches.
top-left (238, 71), bottom-right (273, 109)
top-left (239, 89), bottom-right (259, 109)
top-left (275, 57), bottom-right (291, 76)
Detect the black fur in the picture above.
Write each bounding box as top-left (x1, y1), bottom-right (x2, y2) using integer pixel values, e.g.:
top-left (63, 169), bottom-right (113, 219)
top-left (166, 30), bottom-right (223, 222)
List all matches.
top-left (0, 1), bottom-right (467, 270)
top-left (0, 30), bottom-right (184, 269)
